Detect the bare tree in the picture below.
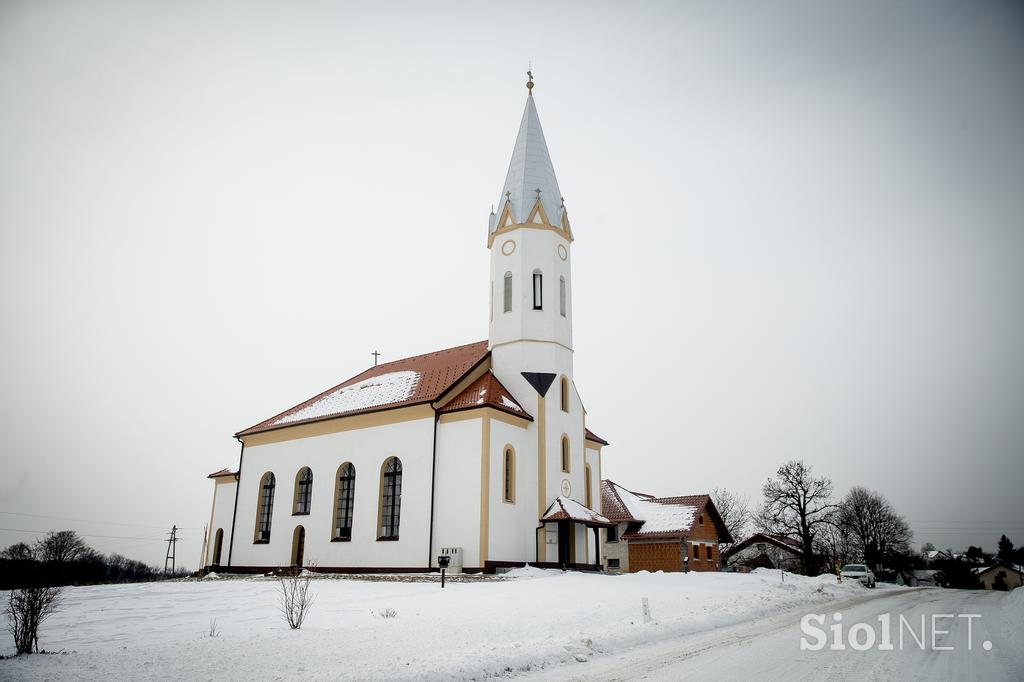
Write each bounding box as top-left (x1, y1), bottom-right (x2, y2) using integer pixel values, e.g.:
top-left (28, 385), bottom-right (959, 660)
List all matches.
top-left (6, 585), bottom-right (64, 654)
top-left (277, 571), bottom-right (316, 630)
top-left (838, 486), bottom-right (912, 572)
top-left (1, 542), bottom-right (35, 561)
top-left (759, 460), bottom-right (837, 575)
top-left (710, 487), bottom-right (751, 557)
top-left (35, 531), bottom-right (92, 564)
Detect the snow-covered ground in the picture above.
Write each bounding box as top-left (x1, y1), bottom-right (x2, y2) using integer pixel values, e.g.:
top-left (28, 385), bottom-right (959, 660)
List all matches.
top-left (0, 569), bottom-right (897, 680)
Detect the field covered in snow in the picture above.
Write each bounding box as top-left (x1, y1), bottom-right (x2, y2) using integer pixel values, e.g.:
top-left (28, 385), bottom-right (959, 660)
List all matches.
top-left (2, 569), bottom-right (884, 680)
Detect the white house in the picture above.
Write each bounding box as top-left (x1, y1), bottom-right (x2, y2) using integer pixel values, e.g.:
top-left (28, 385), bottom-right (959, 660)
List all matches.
top-left (202, 79), bottom-right (613, 574)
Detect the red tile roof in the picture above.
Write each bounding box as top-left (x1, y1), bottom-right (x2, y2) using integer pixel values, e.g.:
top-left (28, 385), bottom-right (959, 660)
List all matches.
top-left (584, 428), bottom-right (609, 446)
top-left (438, 371), bottom-right (532, 420)
top-left (236, 341), bottom-right (490, 437)
top-left (540, 496), bottom-right (614, 527)
top-left (600, 479), bottom-right (644, 523)
top-left (207, 468), bottom-right (237, 479)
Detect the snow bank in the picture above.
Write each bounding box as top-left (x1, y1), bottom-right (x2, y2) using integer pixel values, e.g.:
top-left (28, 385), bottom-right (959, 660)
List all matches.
top-left (0, 570), bottom-right (867, 680)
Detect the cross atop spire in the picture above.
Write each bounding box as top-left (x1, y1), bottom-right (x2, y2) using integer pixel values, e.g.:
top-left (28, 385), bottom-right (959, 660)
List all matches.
top-left (493, 91), bottom-right (564, 229)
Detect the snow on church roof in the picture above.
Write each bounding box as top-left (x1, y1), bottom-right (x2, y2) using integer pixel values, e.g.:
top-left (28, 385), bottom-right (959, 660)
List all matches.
top-left (236, 341), bottom-right (490, 437)
top-left (271, 371), bottom-right (421, 426)
top-left (492, 93), bottom-right (564, 229)
top-left (438, 370), bottom-right (532, 420)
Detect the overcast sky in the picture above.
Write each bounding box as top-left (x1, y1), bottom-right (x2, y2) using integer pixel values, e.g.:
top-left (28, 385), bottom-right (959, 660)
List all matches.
top-left (1, 1), bottom-right (1022, 568)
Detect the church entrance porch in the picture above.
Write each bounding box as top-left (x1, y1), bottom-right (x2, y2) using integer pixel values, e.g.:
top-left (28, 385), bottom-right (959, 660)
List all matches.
top-left (538, 496), bottom-right (615, 571)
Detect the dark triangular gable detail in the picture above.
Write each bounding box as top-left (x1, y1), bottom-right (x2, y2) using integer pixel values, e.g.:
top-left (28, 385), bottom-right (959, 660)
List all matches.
top-left (521, 372), bottom-right (556, 397)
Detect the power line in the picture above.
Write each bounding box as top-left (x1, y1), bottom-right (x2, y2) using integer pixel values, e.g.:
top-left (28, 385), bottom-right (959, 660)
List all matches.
top-left (0, 510), bottom-right (186, 530)
top-left (0, 527), bottom-right (171, 542)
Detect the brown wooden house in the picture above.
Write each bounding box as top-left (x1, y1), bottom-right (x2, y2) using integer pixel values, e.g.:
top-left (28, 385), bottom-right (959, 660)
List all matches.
top-left (600, 480), bottom-right (732, 573)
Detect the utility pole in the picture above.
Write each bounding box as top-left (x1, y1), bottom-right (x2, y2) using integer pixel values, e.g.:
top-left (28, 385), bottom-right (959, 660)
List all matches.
top-left (164, 525), bottom-right (179, 575)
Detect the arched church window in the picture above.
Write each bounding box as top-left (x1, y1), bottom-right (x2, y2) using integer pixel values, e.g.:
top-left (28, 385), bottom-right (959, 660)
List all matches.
top-left (255, 472), bottom-right (276, 543)
top-left (293, 467), bottom-right (312, 515)
top-left (585, 464), bottom-right (593, 508)
top-left (503, 447), bottom-right (516, 503)
top-left (560, 376), bottom-right (569, 413)
top-left (561, 436), bottom-right (570, 474)
top-left (334, 463), bottom-right (356, 540)
top-left (503, 272), bottom-right (513, 313)
top-left (533, 270), bottom-right (543, 310)
top-left (559, 276), bottom-right (566, 317)
top-left (378, 457), bottom-right (403, 540)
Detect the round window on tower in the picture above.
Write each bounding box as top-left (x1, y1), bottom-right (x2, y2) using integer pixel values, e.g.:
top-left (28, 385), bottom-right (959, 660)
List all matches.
top-left (557, 244), bottom-right (567, 261)
top-left (501, 239), bottom-right (516, 256)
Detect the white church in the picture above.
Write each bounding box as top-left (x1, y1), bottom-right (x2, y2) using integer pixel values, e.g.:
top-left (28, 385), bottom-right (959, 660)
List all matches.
top-left (203, 78), bottom-right (613, 574)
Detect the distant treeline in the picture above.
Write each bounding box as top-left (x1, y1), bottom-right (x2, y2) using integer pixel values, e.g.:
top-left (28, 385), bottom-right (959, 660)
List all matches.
top-left (0, 530), bottom-right (177, 590)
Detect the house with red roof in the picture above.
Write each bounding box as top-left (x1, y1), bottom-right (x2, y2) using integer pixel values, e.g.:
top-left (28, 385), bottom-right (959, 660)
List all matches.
top-left (600, 480), bottom-right (732, 573)
top-left (201, 80), bottom-right (613, 574)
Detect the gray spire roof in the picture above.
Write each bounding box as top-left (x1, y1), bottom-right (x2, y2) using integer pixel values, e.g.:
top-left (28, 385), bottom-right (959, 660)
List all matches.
top-left (494, 94), bottom-right (563, 228)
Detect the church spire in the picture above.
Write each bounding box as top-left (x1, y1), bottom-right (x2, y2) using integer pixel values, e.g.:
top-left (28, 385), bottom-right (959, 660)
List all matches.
top-left (490, 80), bottom-right (565, 233)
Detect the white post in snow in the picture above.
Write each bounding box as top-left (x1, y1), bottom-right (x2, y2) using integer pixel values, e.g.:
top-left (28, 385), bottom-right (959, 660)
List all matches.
top-left (641, 597), bottom-right (652, 624)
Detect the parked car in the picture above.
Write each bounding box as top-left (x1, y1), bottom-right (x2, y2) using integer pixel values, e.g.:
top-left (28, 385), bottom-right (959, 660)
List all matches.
top-left (840, 564), bottom-right (876, 587)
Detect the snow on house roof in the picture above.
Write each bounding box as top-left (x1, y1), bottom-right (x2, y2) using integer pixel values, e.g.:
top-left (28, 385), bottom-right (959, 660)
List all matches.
top-left (541, 496), bottom-right (613, 527)
top-left (600, 480), bottom-right (696, 535)
top-left (724, 533), bottom-right (802, 559)
top-left (973, 561), bottom-right (1023, 575)
top-left (236, 341), bottom-right (489, 437)
top-left (438, 371), bottom-right (532, 420)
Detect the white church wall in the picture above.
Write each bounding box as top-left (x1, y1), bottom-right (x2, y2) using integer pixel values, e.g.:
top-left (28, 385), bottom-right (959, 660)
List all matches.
top-left (229, 416), bottom-right (435, 569)
top-left (486, 417), bottom-right (535, 564)
top-left (432, 416), bottom-right (484, 569)
top-left (205, 479), bottom-right (237, 567)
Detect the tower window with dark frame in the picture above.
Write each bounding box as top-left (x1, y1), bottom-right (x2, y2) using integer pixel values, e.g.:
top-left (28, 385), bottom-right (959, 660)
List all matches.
top-left (533, 271), bottom-right (543, 309)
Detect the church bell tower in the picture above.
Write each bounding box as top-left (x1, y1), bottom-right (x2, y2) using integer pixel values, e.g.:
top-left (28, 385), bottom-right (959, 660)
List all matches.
top-left (487, 73), bottom-right (575, 399)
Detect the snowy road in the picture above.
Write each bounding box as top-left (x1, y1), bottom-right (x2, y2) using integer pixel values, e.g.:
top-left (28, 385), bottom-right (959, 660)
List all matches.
top-left (532, 588), bottom-right (1023, 681)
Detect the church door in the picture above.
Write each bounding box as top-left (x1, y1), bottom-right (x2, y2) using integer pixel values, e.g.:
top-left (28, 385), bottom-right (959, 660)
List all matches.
top-left (557, 521), bottom-right (573, 568)
top-left (212, 528), bottom-right (223, 566)
top-left (292, 526), bottom-right (305, 567)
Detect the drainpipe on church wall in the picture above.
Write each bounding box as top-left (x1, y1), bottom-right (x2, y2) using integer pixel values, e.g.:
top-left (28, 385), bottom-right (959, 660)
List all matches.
top-left (226, 437), bottom-right (244, 568)
top-left (427, 411), bottom-right (439, 571)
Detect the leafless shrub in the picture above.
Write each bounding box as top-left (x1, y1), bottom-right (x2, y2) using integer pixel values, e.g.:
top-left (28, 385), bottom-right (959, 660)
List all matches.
top-left (277, 572), bottom-right (316, 630)
top-left (377, 607), bottom-right (397, 619)
top-left (5, 586), bottom-right (64, 654)
top-left (208, 618), bottom-right (219, 638)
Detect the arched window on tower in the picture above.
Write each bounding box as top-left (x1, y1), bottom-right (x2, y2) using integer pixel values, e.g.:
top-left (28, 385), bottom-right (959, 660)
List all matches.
top-left (378, 457), bottom-right (403, 540)
top-left (334, 463), bottom-right (356, 540)
top-left (533, 270), bottom-right (543, 310)
top-left (560, 276), bottom-right (566, 317)
top-left (255, 472), bottom-right (276, 543)
top-left (560, 376), bottom-right (569, 413)
top-left (503, 447), bottom-right (516, 503)
top-left (293, 467), bottom-right (312, 515)
top-left (503, 272), bottom-right (513, 313)
top-left (561, 436), bottom-right (570, 474)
